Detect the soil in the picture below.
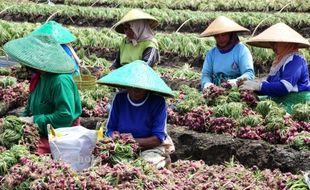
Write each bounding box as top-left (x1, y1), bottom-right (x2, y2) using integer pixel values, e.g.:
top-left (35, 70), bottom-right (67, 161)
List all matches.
top-left (169, 125), bottom-right (310, 174)
top-left (80, 117), bottom-right (310, 174)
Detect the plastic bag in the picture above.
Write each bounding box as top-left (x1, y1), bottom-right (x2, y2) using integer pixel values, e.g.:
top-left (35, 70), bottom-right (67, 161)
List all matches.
top-left (48, 125), bottom-right (97, 171)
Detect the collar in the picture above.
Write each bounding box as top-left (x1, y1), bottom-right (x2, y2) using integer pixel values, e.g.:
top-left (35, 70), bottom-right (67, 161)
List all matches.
top-left (127, 93), bottom-right (150, 107)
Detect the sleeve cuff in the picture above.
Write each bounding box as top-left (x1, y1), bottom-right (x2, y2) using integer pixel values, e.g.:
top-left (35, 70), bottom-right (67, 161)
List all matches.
top-left (153, 133), bottom-right (165, 143)
top-left (33, 114), bottom-right (47, 136)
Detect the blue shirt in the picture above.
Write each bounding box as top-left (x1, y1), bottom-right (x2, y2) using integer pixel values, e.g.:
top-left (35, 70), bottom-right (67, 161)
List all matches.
top-left (260, 53), bottom-right (310, 97)
top-left (201, 42), bottom-right (254, 89)
top-left (61, 44), bottom-right (80, 75)
top-left (106, 91), bottom-right (167, 143)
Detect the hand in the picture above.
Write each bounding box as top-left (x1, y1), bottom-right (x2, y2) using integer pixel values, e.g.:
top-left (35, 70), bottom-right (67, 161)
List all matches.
top-left (203, 82), bottom-right (215, 90)
top-left (19, 116), bottom-right (34, 124)
top-left (239, 80), bottom-right (261, 91)
top-left (111, 131), bottom-right (120, 138)
top-left (120, 133), bottom-right (134, 139)
top-left (227, 79), bottom-right (238, 88)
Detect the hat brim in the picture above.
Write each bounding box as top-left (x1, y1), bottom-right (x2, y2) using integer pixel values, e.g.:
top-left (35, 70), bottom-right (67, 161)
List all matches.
top-left (114, 19), bottom-right (159, 34)
top-left (200, 28), bottom-right (249, 37)
top-left (246, 40), bottom-right (310, 49)
top-left (246, 23), bottom-right (310, 49)
top-left (4, 35), bottom-right (76, 74)
top-left (96, 60), bottom-right (174, 97)
top-left (97, 81), bottom-right (174, 98)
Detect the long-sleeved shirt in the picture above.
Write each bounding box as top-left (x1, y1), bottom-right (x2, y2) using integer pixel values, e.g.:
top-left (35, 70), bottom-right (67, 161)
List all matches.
top-left (24, 73), bottom-right (82, 136)
top-left (260, 53), bottom-right (310, 97)
top-left (111, 38), bottom-right (159, 69)
top-left (61, 44), bottom-right (80, 75)
top-left (201, 42), bottom-right (254, 89)
top-left (106, 91), bottom-right (167, 143)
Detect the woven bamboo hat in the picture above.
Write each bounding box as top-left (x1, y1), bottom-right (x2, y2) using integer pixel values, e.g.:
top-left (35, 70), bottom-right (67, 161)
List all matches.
top-left (247, 23), bottom-right (310, 48)
top-left (200, 16), bottom-right (249, 37)
top-left (97, 60), bottom-right (173, 97)
top-left (113, 9), bottom-right (159, 34)
top-left (31, 21), bottom-right (76, 44)
top-left (4, 35), bottom-right (75, 73)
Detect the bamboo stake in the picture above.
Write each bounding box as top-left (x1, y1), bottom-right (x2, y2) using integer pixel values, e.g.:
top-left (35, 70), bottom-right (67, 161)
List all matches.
top-left (251, 2), bottom-right (292, 37)
top-left (176, 18), bottom-right (194, 33)
top-left (0, 5), bottom-right (14, 15)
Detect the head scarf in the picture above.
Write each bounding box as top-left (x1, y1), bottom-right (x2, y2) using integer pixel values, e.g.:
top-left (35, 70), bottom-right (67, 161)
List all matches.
top-left (127, 20), bottom-right (154, 46)
top-left (216, 32), bottom-right (240, 52)
top-left (272, 42), bottom-right (299, 66)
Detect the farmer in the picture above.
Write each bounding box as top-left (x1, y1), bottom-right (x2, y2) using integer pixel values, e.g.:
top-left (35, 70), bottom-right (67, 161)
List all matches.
top-left (200, 16), bottom-right (254, 90)
top-left (110, 9), bottom-right (160, 70)
top-left (31, 20), bottom-right (81, 75)
top-left (4, 34), bottom-right (82, 154)
top-left (98, 60), bottom-right (175, 168)
top-left (240, 23), bottom-right (310, 113)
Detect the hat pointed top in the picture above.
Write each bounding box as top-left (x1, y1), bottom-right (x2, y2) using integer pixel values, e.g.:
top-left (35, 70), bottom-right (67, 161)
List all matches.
top-left (97, 60), bottom-right (173, 97)
top-left (113, 9), bottom-right (159, 34)
top-left (200, 16), bottom-right (249, 37)
top-left (247, 23), bottom-right (310, 48)
top-left (31, 21), bottom-right (76, 44)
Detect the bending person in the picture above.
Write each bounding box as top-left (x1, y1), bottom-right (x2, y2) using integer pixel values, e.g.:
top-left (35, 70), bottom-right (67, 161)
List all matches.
top-left (4, 34), bottom-right (82, 154)
top-left (97, 60), bottom-right (174, 168)
top-left (200, 16), bottom-right (254, 89)
top-left (110, 9), bottom-right (160, 70)
top-left (241, 23), bottom-right (310, 113)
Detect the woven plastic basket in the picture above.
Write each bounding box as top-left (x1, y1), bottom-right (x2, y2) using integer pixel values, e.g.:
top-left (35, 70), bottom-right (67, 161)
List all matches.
top-left (73, 67), bottom-right (96, 90)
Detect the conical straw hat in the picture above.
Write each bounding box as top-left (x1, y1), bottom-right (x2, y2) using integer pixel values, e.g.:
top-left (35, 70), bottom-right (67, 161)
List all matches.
top-left (31, 21), bottom-right (76, 44)
top-left (97, 60), bottom-right (173, 97)
top-left (247, 23), bottom-right (310, 48)
top-left (4, 35), bottom-right (75, 73)
top-left (200, 16), bottom-right (249, 37)
top-left (113, 9), bottom-right (159, 34)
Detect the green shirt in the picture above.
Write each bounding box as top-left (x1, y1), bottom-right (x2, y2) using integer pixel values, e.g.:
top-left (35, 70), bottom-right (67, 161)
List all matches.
top-left (120, 38), bottom-right (158, 65)
top-left (24, 73), bottom-right (82, 136)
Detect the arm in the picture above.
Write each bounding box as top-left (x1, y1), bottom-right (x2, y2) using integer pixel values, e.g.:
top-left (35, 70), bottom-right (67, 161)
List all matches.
top-left (135, 136), bottom-right (161, 149)
top-left (237, 45), bottom-right (255, 80)
top-left (260, 56), bottom-right (304, 97)
top-left (201, 52), bottom-right (214, 90)
top-left (110, 50), bottom-right (121, 70)
top-left (33, 77), bottom-right (81, 136)
top-left (141, 97), bottom-right (167, 149)
top-left (142, 47), bottom-right (159, 67)
top-left (67, 44), bottom-right (81, 66)
top-left (105, 95), bottom-right (119, 137)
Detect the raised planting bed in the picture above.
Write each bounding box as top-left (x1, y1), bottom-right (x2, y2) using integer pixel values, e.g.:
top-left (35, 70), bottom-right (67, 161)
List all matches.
top-left (168, 125), bottom-right (310, 174)
top-left (45, 0), bottom-right (310, 13)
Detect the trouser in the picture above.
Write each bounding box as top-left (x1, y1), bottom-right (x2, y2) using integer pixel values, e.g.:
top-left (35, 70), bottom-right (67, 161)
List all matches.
top-left (140, 147), bottom-right (171, 169)
top-left (140, 135), bottom-right (175, 169)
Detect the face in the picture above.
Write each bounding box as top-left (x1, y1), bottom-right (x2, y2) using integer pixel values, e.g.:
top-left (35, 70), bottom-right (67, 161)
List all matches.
top-left (214, 33), bottom-right (231, 47)
top-left (271, 42), bottom-right (282, 54)
top-left (127, 88), bottom-right (148, 101)
top-left (123, 23), bottom-right (135, 40)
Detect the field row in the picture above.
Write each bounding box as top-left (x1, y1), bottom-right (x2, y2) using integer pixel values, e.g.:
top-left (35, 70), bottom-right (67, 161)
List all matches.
top-left (1, 2), bottom-right (310, 35)
top-left (46, 0), bottom-right (309, 12)
top-left (1, 19), bottom-right (310, 75)
top-left (0, 19), bottom-right (282, 74)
